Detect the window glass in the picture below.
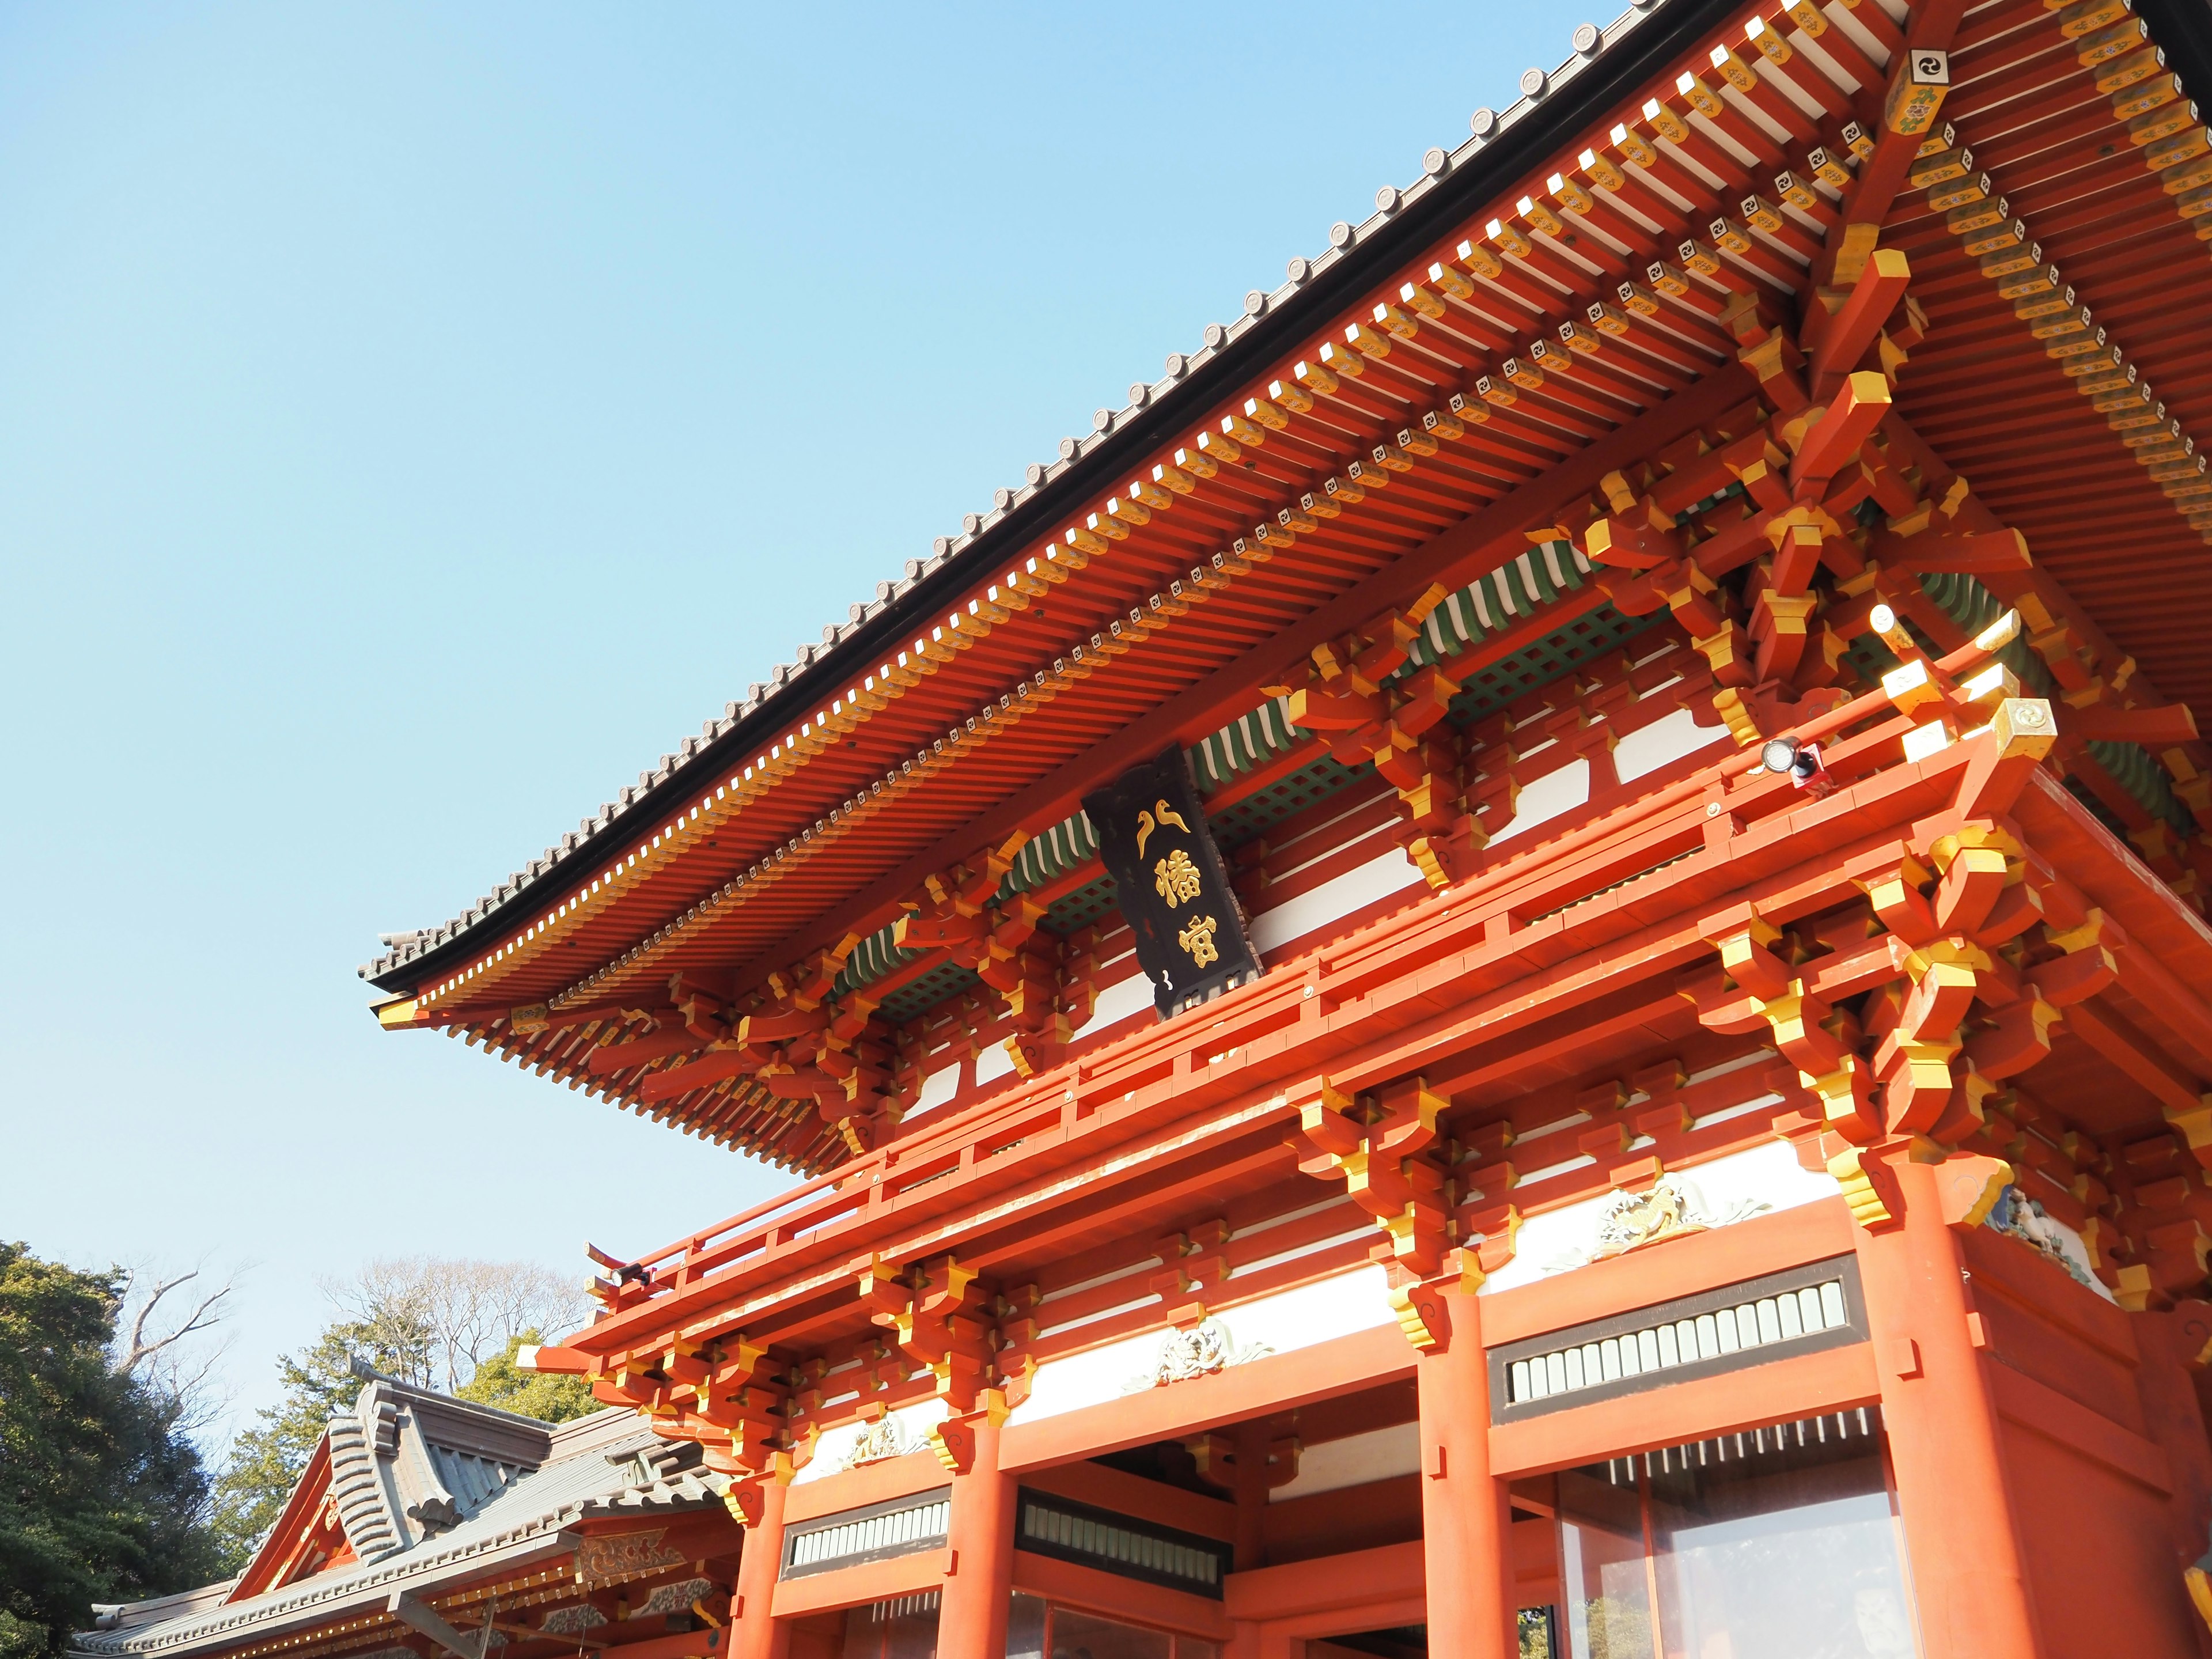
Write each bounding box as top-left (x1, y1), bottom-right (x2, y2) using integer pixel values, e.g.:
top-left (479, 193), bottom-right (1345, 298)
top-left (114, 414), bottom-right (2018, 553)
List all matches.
top-left (1518, 1607), bottom-right (1558, 1659)
top-left (840, 1606), bottom-right (877, 1659)
top-left (1647, 1432), bottom-right (1913, 1659)
top-left (884, 1597), bottom-right (941, 1659)
top-left (1558, 1466), bottom-right (1654, 1659)
top-left (1049, 1608), bottom-right (1172, 1659)
top-left (1007, 1593), bottom-right (1047, 1659)
top-left (842, 1596), bottom-right (942, 1659)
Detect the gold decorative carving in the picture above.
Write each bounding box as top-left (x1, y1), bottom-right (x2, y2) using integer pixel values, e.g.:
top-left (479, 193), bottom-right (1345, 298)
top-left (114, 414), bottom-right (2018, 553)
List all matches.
top-left (575, 1527), bottom-right (684, 1589)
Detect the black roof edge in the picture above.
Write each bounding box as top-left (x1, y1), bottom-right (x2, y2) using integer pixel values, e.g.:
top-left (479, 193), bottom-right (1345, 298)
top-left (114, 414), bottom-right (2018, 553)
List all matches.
top-left (2135, 0), bottom-right (2212, 128)
top-left (369, 0), bottom-right (1747, 999)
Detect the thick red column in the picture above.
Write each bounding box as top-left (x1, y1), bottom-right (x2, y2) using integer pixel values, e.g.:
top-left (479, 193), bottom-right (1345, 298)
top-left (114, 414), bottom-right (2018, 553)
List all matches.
top-left (732, 1476), bottom-right (790, 1659)
top-left (1414, 1284), bottom-right (1516, 1659)
top-left (1230, 1422), bottom-right (1271, 1571)
top-left (939, 1414), bottom-right (1016, 1659)
top-left (1851, 1149), bottom-right (2044, 1659)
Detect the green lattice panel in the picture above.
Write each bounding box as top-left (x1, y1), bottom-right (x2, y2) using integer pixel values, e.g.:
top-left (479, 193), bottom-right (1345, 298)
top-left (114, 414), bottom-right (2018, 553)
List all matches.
top-left (1445, 603), bottom-right (1668, 727)
top-left (874, 604), bottom-right (1695, 1026)
top-left (876, 959), bottom-right (984, 1026)
top-left (1206, 753), bottom-right (1375, 855)
top-left (1839, 630), bottom-right (1899, 690)
top-left (1039, 872), bottom-right (1121, 937)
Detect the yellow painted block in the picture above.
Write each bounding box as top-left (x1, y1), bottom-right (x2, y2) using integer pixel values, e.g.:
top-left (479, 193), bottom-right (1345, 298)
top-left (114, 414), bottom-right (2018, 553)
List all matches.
top-left (1926, 171), bottom-right (1991, 211)
top-left (2128, 103), bottom-right (2195, 146)
top-left (1909, 146), bottom-right (1974, 187)
top-left (2162, 153), bottom-right (2212, 195)
top-left (1885, 48), bottom-right (1950, 134)
top-left (1946, 197), bottom-right (2008, 236)
top-left (2079, 20), bottom-right (2150, 70)
top-left (2113, 73), bottom-right (2183, 119)
top-left (1997, 263), bottom-right (2060, 298)
top-left (2097, 48), bottom-right (2165, 101)
top-left (2147, 127), bottom-right (2212, 170)
top-left (2059, 0), bottom-right (2131, 34)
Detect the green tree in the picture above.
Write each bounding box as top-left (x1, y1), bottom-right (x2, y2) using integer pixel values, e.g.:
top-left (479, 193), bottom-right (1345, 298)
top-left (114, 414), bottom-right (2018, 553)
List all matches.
top-left (455, 1334), bottom-right (600, 1423)
top-left (0, 1242), bottom-right (221, 1659)
top-left (207, 1301), bottom-right (434, 1567)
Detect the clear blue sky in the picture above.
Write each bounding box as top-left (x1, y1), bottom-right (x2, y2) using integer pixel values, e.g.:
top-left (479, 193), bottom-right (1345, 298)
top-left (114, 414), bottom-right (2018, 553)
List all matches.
top-left (1, 2), bottom-right (1599, 1446)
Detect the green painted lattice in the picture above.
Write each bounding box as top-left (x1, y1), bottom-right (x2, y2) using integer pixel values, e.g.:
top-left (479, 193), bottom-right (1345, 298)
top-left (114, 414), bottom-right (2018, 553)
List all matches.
top-left (1039, 872), bottom-right (1121, 937)
top-left (1207, 752), bottom-right (1376, 855)
top-left (1918, 570), bottom-right (2188, 834)
top-left (1192, 698), bottom-right (1310, 794)
top-left (875, 958), bottom-right (984, 1026)
top-left (839, 931), bottom-right (924, 994)
top-left (834, 547), bottom-right (1677, 1022)
top-left (1445, 603), bottom-right (1667, 726)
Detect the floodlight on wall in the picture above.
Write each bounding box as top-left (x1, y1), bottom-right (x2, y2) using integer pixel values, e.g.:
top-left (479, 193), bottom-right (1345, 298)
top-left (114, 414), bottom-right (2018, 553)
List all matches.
top-left (1760, 736), bottom-right (1829, 791)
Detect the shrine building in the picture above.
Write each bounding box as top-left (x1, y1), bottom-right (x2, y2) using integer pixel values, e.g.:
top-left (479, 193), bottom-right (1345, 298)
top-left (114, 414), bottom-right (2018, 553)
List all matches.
top-left (85, 0), bottom-right (2212, 1654)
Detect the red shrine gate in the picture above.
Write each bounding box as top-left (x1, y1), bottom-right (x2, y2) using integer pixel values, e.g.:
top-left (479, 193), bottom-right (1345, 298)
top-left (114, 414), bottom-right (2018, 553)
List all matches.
top-left (319, 0), bottom-right (2212, 1657)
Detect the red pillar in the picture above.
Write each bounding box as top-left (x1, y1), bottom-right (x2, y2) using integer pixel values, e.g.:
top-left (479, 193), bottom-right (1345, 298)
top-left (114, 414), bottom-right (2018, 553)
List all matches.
top-left (1415, 1284), bottom-right (1516, 1659)
top-left (732, 1476), bottom-right (790, 1659)
top-left (940, 1414), bottom-right (1016, 1659)
top-left (1852, 1149), bottom-right (2044, 1659)
top-left (2133, 1305), bottom-right (2212, 1654)
top-left (1230, 1422), bottom-right (1271, 1571)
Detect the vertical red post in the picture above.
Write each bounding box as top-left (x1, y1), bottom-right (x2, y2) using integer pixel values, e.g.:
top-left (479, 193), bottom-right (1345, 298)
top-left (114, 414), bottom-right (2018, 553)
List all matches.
top-left (1231, 1422), bottom-right (1271, 1571)
top-left (940, 1414), bottom-right (1016, 1659)
top-left (733, 1477), bottom-right (790, 1659)
top-left (1852, 1150), bottom-right (2046, 1659)
top-left (1415, 1285), bottom-right (1516, 1659)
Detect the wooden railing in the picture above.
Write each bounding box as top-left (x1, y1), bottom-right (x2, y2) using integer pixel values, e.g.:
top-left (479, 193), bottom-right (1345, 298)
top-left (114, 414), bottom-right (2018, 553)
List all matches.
top-left (570, 619), bottom-right (2028, 1353)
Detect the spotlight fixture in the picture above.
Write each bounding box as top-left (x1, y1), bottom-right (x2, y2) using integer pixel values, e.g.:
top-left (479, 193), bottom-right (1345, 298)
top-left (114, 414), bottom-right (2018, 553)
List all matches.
top-left (1760, 736), bottom-right (1827, 788)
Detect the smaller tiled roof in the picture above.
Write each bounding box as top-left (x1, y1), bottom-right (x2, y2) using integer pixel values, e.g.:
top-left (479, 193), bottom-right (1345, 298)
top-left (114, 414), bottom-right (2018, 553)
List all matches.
top-left (73, 1385), bottom-right (723, 1659)
top-left (319, 1373), bottom-right (554, 1567)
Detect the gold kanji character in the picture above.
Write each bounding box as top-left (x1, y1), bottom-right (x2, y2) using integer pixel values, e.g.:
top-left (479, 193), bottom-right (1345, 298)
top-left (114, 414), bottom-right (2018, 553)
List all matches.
top-left (1177, 913), bottom-right (1220, 969)
top-left (1154, 847), bottom-right (1203, 908)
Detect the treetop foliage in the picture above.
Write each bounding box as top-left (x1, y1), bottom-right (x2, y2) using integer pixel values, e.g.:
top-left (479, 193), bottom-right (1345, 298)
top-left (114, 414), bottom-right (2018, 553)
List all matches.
top-left (210, 1257), bottom-right (592, 1567)
top-left (0, 1242), bottom-right (221, 1659)
top-left (454, 1334), bottom-right (599, 1424)
top-left (1, 1243), bottom-right (596, 1648)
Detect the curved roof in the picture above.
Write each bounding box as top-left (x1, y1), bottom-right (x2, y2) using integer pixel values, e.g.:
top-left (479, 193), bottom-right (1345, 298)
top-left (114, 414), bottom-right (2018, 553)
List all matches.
top-left (359, 0), bottom-right (1760, 998)
top-left (75, 1378), bottom-right (722, 1659)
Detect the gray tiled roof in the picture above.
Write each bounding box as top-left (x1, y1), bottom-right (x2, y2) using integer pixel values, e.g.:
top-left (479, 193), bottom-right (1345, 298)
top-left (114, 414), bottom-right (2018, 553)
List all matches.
top-left (360, 0), bottom-right (1687, 995)
top-left (74, 1387), bottom-right (724, 1659)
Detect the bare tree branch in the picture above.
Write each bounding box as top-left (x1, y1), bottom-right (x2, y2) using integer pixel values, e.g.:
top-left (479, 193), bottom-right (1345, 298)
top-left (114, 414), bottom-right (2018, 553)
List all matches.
top-left (335, 1257), bottom-right (588, 1392)
top-left (117, 1267), bottom-right (236, 1375)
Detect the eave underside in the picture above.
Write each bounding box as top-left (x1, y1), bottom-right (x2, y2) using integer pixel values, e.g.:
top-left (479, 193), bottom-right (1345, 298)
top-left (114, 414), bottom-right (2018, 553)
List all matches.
top-left (375, 0), bottom-right (2212, 1176)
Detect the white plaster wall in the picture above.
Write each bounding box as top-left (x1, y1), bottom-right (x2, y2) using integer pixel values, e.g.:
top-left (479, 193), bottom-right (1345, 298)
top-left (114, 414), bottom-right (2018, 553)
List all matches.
top-left (912, 1060), bottom-right (962, 1115)
top-left (1488, 757), bottom-right (1590, 846)
top-left (974, 1041), bottom-right (1017, 1087)
top-left (1249, 848), bottom-right (1425, 956)
top-left (1614, 706), bottom-right (1729, 783)
top-left (1013, 1264), bottom-right (1395, 1425)
top-left (1480, 1139), bottom-right (1840, 1295)
top-left (1268, 1421), bottom-right (1421, 1501)
top-left (1071, 971), bottom-right (1157, 1040)
top-left (794, 1395), bottom-right (950, 1484)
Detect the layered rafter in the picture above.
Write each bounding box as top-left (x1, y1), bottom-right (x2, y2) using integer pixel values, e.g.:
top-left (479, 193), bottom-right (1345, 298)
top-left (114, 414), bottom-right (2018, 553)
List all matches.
top-left (366, 0), bottom-right (2212, 1186)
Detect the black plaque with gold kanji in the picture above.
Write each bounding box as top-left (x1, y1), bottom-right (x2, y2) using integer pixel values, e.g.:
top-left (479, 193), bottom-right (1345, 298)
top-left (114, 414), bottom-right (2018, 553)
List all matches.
top-left (1082, 745), bottom-right (1260, 1019)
